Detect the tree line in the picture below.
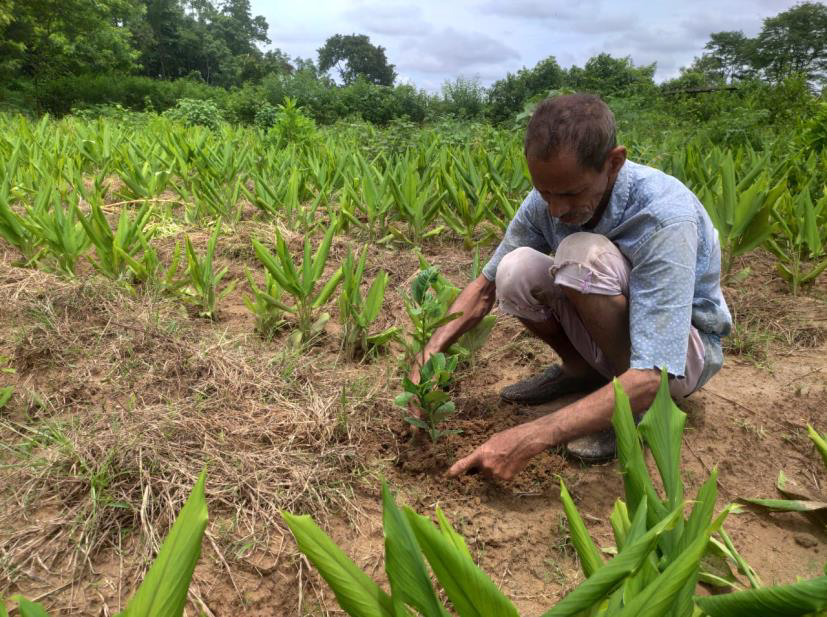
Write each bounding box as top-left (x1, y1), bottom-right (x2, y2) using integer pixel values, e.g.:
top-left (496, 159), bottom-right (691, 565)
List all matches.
top-left (0, 0), bottom-right (824, 125)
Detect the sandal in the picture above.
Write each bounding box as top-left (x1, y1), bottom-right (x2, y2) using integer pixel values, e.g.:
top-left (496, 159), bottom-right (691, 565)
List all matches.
top-left (499, 364), bottom-right (605, 406)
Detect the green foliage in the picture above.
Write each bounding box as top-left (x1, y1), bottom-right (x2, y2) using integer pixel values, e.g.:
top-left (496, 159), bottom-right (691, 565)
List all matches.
top-left (284, 375), bottom-right (827, 617)
top-left (697, 150), bottom-right (785, 274)
top-left (338, 247), bottom-right (398, 358)
top-left (395, 352), bottom-right (459, 443)
top-left (767, 183), bottom-right (827, 295)
top-left (400, 266), bottom-right (461, 367)
top-left (317, 33), bottom-right (396, 86)
top-left (441, 76), bottom-right (486, 120)
top-left (78, 200), bottom-right (156, 281)
top-left (181, 221), bottom-right (237, 319)
top-left (163, 98), bottom-right (223, 130)
top-left (119, 469), bottom-right (208, 616)
top-left (250, 221), bottom-right (343, 341)
top-left (266, 97), bottom-right (318, 149)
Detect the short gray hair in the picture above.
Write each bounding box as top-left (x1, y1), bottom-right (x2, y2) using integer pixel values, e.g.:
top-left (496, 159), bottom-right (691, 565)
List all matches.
top-left (524, 93), bottom-right (617, 171)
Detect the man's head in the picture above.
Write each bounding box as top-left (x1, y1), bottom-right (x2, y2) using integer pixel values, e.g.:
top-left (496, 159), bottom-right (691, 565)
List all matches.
top-left (524, 94), bottom-right (626, 226)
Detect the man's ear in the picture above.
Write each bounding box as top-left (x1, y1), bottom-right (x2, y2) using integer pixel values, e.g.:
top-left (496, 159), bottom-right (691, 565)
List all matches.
top-left (606, 146), bottom-right (627, 175)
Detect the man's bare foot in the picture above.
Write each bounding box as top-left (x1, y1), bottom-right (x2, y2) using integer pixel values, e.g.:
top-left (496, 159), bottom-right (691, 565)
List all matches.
top-left (499, 363), bottom-right (606, 405)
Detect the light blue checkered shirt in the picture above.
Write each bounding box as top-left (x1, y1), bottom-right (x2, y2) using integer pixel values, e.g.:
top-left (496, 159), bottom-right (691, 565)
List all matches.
top-left (482, 160), bottom-right (732, 378)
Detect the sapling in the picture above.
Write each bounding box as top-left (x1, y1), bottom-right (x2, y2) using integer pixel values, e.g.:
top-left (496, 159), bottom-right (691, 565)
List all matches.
top-left (400, 266), bottom-right (461, 369)
top-left (395, 352), bottom-right (460, 442)
top-left (338, 247), bottom-right (399, 358)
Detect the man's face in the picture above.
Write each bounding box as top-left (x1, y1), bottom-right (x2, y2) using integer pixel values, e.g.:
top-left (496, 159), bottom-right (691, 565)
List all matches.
top-left (526, 147), bottom-right (626, 226)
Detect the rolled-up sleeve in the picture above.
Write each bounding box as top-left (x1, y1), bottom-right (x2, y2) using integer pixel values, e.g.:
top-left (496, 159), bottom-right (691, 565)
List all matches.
top-left (482, 191), bottom-right (551, 282)
top-left (628, 220), bottom-right (698, 377)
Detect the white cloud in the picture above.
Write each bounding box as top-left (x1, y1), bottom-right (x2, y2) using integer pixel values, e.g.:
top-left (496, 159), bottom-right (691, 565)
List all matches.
top-left (398, 27), bottom-right (520, 74)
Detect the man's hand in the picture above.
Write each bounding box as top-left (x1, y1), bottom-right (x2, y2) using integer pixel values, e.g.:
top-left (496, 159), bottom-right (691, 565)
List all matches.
top-left (447, 421), bottom-right (549, 481)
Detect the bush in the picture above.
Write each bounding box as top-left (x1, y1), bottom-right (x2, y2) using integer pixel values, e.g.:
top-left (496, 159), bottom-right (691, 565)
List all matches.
top-left (163, 98), bottom-right (224, 130)
top-left (254, 103), bottom-right (279, 129)
top-left (16, 74), bottom-right (228, 116)
top-left (266, 97), bottom-right (318, 148)
top-left (441, 75), bottom-right (486, 120)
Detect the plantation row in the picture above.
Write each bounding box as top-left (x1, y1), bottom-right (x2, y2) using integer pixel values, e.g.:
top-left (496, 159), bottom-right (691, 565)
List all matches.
top-left (0, 113), bottom-right (825, 299)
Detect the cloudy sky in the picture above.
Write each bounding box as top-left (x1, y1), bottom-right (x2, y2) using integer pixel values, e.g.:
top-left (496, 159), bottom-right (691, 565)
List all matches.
top-left (250, 0), bottom-right (802, 92)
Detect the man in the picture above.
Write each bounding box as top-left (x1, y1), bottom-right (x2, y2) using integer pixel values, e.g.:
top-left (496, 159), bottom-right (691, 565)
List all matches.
top-left (413, 93), bottom-right (731, 481)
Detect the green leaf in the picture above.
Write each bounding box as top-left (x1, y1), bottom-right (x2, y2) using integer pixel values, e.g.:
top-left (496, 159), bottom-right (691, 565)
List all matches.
top-left (0, 386), bottom-right (12, 409)
top-left (638, 369), bottom-right (686, 511)
top-left (807, 425), bottom-right (827, 470)
top-left (611, 508), bottom-right (730, 617)
top-left (9, 597), bottom-right (49, 617)
top-left (695, 575), bottom-right (827, 617)
top-left (612, 379), bottom-right (664, 525)
top-left (281, 512), bottom-right (394, 617)
top-left (559, 478), bottom-right (603, 578)
top-left (738, 497), bottom-right (827, 527)
top-left (541, 502), bottom-right (685, 617)
top-left (404, 507), bottom-right (520, 617)
top-left (381, 483), bottom-right (449, 617)
top-left (119, 469), bottom-right (208, 617)
top-left (394, 392), bottom-right (415, 407)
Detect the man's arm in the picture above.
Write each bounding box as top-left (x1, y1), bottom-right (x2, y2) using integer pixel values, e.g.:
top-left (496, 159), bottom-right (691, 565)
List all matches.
top-left (411, 274), bottom-right (497, 380)
top-left (447, 368), bottom-right (660, 480)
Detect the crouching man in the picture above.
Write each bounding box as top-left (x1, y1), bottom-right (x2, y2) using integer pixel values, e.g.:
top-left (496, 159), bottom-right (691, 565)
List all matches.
top-left (413, 94), bottom-right (732, 481)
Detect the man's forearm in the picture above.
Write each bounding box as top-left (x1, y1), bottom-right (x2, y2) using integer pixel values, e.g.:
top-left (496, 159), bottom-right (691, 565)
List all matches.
top-left (421, 274), bottom-right (497, 359)
top-left (530, 368), bottom-right (661, 447)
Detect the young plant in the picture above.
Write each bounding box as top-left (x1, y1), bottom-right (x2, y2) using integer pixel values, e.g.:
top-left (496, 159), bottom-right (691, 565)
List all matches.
top-left (78, 200), bottom-right (156, 280)
top-left (401, 266), bottom-right (461, 368)
top-left (439, 168), bottom-right (494, 249)
top-left (340, 153), bottom-right (395, 242)
top-left (244, 267), bottom-right (287, 340)
top-left (0, 177), bottom-right (42, 266)
top-left (386, 155), bottom-right (445, 245)
top-left (338, 247), bottom-right (399, 358)
top-left (767, 187), bottom-right (827, 295)
top-left (182, 221), bottom-right (237, 319)
top-left (24, 189), bottom-right (90, 276)
top-left (697, 152), bottom-right (785, 274)
top-left (395, 352), bottom-right (459, 443)
top-left (250, 220), bottom-right (343, 341)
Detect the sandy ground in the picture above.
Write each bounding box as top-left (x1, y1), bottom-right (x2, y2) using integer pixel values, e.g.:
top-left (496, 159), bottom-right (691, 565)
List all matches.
top-left (0, 226), bottom-right (825, 615)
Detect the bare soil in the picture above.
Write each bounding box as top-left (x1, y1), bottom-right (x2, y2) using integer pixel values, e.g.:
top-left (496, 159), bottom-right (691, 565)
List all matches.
top-left (0, 227), bottom-right (825, 616)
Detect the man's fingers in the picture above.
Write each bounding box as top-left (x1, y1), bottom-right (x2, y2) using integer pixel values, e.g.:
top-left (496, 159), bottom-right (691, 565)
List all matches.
top-left (447, 450), bottom-right (481, 477)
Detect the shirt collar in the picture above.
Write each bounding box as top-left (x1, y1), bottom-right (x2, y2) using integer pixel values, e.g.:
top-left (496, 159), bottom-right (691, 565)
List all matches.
top-left (591, 160), bottom-right (631, 236)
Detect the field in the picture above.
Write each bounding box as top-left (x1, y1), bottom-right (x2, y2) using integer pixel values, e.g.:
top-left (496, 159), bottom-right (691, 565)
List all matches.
top-left (0, 111), bottom-right (826, 615)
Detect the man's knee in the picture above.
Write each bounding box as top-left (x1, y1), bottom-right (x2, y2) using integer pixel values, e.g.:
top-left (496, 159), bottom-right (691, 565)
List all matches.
top-left (495, 247), bottom-right (559, 320)
top-left (495, 247), bottom-right (553, 300)
top-left (552, 232), bottom-right (630, 296)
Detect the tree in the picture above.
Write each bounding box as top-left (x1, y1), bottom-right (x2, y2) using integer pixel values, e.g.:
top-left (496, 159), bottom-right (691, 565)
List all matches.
top-left (0, 0), bottom-right (142, 81)
top-left (753, 1), bottom-right (827, 84)
top-left (486, 55), bottom-right (564, 124)
top-left (701, 31), bottom-right (755, 82)
top-left (441, 75), bottom-right (486, 119)
top-left (317, 33), bottom-right (396, 86)
top-left (567, 53), bottom-right (656, 97)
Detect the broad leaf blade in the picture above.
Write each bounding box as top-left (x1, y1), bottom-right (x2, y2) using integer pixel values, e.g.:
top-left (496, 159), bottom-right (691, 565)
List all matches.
top-left (381, 483), bottom-right (449, 617)
top-left (404, 507), bottom-right (519, 617)
top-left (281, 512), bottom-right (394, 617)
top-left (119, 469), bottom-right (208, 617)
top-left (695, 575), bottom-right (827, 617)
